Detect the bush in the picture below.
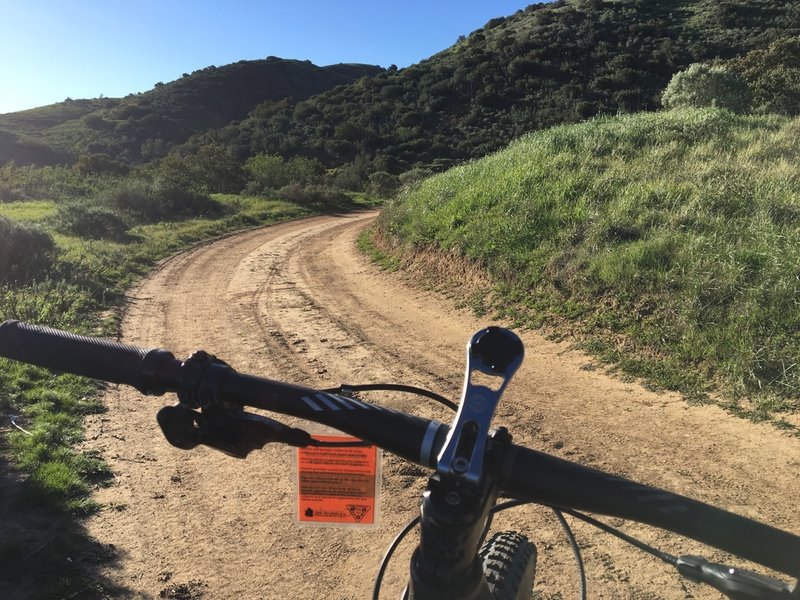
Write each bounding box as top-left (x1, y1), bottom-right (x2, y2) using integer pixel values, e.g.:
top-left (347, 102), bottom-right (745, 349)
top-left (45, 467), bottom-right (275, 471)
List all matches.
top-left (0, 163), bottom-right (108, 201)
top-left (287, 156), bottom-right (324, 185)
top-left (74, 153), bottom-right (129, 176)
top-left (332, 163), bottom-right (366, 191)
top-left (730, 38), bottom-right (800, 116)
top-left (662, 63), bottom-right (752, 113)
top-left (398, 167), bottom-right (434, 191)
top-left (244, 153), bottom-right (290, 192)
top-left (244, 153), bottom-right (324, 195)
top-left (0, 183), bottom-right (24, 202)
top-left (0, 217), bottom-right (56, 284)
top-left (152, 145), bottom-right (245, 194)
top-left (53, 203), bottom-right (131, 241)
top-left (276, 184), bottom-right (350, 208)
top-left (103, 180), bottom-right (226, 223)
top-left (368, 171), bottom-right (399, 198)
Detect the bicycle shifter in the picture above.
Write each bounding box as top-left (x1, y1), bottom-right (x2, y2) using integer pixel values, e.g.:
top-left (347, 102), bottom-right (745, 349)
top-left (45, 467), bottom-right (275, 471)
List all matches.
top-left (437, 327), bottom-right (524, 484)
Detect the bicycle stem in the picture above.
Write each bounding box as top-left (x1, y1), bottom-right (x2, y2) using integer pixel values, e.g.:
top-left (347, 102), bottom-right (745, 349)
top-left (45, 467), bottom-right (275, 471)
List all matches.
top-left (437, 327), bottom-right (524, 484)
top-left (408, 328), bottom-right (523, 599)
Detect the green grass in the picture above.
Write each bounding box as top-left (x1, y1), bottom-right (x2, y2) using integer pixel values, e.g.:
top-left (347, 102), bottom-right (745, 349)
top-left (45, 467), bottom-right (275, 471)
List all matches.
top-left (2, 195), bottom-right (320, 485)
top-left (357, 229), bottom-right (400, 271)
top-left (0, 200), bottom-right (57, 222)
top-left (376, 108), bottom-right (800, 427)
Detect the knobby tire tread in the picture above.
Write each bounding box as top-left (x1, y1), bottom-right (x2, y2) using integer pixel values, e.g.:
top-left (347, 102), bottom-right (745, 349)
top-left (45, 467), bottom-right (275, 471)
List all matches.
top-left (479, 531), bottom-right (537, 600)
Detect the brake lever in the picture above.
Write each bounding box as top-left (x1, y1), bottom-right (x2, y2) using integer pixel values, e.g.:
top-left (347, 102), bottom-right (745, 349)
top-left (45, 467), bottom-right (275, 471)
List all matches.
top-left (157, 404), bottom-right (312, 458)
top-left (437, 327), bottom-right (524, 484)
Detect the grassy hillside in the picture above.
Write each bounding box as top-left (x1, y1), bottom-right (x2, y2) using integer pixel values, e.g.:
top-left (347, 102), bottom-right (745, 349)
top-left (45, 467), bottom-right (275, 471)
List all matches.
top-left (375, 108), bottom-right (800, 427)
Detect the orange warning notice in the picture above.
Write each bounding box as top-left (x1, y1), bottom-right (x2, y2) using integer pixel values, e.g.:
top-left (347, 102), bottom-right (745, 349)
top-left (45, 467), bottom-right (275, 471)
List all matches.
top-left (296, 435), bottom-right (379, 527)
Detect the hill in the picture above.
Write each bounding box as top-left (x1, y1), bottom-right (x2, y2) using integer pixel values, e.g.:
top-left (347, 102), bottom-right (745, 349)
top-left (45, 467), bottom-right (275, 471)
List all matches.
top-left (2, 0), bottom-right (798, 181)
top-left (0, 59), bottom-right (383, 166)
top-left (373, 108), bottom-right (800, 423)
top-left (206, 0), bottom-right (800, 175)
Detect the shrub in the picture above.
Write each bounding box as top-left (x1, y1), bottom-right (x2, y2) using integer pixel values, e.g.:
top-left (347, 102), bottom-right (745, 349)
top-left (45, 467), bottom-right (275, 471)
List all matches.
top-left (276, 184), bottom-right (350, 208)
top-left (73, 153), bottom-right (129, 176)
top-left (153, 145), bottom-right (245, 194)
top-left (729, 37), bottom-right (800, 116)
top-left (0, 183), bottom-right (24, 202)
top-left (53, 203), bottom-right (131, 241)
top-left (243, 153), bottom-right (324, 195)
top-left (286, 156), bottom-right (324, 186)
top-left (0, 216), bottom-right (56, 284)
top-left (103, 180), bottom-right (225, 223)
top-left (332, 163), bottom-right (365, 191)
top-left (368, 171), bottom-right (399, 198)
top-left (662, 64), bottom-right (752, 113)
top-left (398, 167), bottom-right (434, 192)
top-left (244, 153), bottom-right (290, 192)
top-left (0, 163), bottom-right (107, 201)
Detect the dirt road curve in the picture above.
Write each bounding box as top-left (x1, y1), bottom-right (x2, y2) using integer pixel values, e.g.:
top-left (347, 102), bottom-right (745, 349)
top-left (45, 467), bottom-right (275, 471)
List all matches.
top-left (84, 211), bottom-right (799, 599)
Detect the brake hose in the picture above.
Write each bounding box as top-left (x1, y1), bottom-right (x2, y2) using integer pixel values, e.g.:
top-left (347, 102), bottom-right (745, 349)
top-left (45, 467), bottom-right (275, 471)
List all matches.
top-left (560, 509), bottom-right (799, 599)
top-left (322, 383), bottom-right (458, 411)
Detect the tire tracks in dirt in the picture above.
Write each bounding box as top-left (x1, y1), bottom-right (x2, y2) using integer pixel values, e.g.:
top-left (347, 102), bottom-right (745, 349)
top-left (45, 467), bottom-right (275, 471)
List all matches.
top-left (83, 210), bottom-right (800, 599)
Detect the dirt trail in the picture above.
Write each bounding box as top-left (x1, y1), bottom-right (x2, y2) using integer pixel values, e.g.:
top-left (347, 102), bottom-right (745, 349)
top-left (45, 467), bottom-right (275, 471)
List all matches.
top-left (84, 211), bottom-right (800, 599)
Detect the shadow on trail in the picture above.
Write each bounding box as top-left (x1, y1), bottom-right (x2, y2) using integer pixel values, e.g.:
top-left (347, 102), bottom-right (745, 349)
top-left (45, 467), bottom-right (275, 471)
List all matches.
top-left (0, 449), bottom-right (137, 600)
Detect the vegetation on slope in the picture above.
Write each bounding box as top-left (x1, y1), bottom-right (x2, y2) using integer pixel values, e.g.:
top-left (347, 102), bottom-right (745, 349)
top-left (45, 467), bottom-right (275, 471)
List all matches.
top-left (3, 1), bottom-right (799, 190)
top-left (0, 59), bottom-right (382, 166)
top-left (376, 108), bottom-right (800, 426)
top-left (205, 0), bottom-right (800, 176)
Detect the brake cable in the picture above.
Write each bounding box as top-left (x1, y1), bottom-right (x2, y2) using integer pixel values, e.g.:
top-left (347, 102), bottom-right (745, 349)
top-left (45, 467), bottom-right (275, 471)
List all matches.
top-left (560, 509), bottom-right (799, 599)
top-left (559, 507), bottom-right (676, 564)
top-left (322, 383), bottom-right (458, 411)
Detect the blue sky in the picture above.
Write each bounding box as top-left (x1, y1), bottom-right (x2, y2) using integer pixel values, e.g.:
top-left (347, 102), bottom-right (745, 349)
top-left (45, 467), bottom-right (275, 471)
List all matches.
top-left (0, 1), bottom-right (536, 115)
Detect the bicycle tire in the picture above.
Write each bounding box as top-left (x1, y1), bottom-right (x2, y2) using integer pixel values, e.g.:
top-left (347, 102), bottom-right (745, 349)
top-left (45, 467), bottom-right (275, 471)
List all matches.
top-left (479, 531), bottom-right (537, 600)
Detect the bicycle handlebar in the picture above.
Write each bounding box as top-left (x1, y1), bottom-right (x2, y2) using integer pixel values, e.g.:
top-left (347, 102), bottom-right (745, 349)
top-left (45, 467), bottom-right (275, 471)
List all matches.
top-left (1, 320), bottom-right (798, 579)
top-left (0, 320), bottom-right (173, 394)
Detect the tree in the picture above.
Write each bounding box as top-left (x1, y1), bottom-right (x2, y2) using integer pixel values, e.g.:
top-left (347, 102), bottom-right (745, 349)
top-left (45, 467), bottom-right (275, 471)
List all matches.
top-left (286, 156), bottom-right (324, 185)
top-left (661, 63), bottom-right (752, 113)
top-left (729, 37), bottom-right (800, 116)
top-left (368, 171), bottom-right (399, 198)
top-left (153, 145), bottom-right (244, 194)
top-left (244, 153), bottom-right (290, 192)
top-left (189, 144), bottom-right (244, 193)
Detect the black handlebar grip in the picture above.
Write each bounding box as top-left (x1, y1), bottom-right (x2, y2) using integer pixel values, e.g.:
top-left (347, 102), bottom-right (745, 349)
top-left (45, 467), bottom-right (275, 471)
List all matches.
top-left (0, 320), bottom-right (173, 394)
